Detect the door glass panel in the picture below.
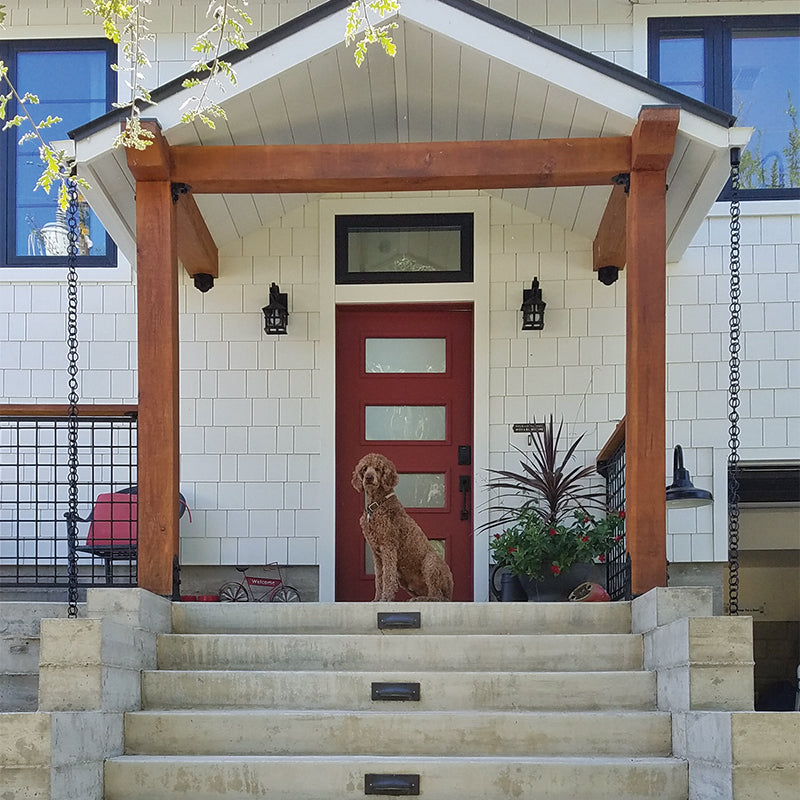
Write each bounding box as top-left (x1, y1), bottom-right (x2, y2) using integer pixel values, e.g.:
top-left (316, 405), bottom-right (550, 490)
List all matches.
top-left (396, 473), bottom-right (446, 508)
top-left (365, 338), bottom-right (446, 373)
top-left (365, 406), bottom-right (446, 441)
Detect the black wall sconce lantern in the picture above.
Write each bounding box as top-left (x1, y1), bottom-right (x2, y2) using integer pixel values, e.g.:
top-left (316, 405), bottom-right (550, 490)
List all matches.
top-left (520, 277), bottom-right (546, 330)
top-left (262, 282), bottom-right (289, 335)
top-left (666, 445), bottom-right (713, 508)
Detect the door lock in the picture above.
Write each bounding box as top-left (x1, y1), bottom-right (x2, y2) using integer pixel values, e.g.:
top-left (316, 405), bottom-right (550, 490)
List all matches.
top-left (458, 475), bottom-right (471, 521)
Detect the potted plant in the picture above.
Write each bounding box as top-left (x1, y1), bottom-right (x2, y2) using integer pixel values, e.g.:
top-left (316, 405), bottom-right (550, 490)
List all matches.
top-left (484, 416), bottom-right (625, 601)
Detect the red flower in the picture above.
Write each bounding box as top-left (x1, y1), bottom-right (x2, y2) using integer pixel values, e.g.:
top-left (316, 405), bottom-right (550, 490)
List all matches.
top-left (508, 547), bottom-right (517, 553)
top-left (581, 535), bottom-right (589, 543)
top-left (494, 533), bottom-right (501, 539)
top-left (550, 564), bottom-right (561, 576)
top-left (618, 511), bottom-right (626, 520)
top-left (582, 517), bottom-right (590, 524)
top-left (614, 535), bottom-right (622, 543)
top-left (598, 553), bottom-right (607, 563)
top-left (549, 528), bottom-right (558, 537)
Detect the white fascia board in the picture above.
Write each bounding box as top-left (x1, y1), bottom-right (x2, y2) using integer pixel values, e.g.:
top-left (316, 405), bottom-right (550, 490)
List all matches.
top-left (666, 126), bottom-right (753, 262)
top-left (405, 0), bottom-right (732, 148)
top-left (74, 125), bottom-right (123, 165)
top-left (79, 158), bottom-right (137, 266)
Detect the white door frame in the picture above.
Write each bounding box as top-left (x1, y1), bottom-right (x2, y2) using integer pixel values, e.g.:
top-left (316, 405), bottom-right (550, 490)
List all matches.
top-left (318, 195), bottom-right (491, 602)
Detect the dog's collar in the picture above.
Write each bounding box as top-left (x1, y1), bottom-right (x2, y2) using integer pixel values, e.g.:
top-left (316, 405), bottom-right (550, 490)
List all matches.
top-left (366, 492), bottom-right (395, 517)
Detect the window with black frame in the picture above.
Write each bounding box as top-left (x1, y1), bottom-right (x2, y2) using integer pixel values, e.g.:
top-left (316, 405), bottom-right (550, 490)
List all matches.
top-left (648, 15), bottom-right (800, 199)
top-left (335, 213), bottom-right (474, 284)
top-left (0, 39), bottom-right (117, 267)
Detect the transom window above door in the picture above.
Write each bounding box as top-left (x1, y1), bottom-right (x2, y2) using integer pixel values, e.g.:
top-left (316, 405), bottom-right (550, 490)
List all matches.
top-left (335, 213), bottom-right (474, 284)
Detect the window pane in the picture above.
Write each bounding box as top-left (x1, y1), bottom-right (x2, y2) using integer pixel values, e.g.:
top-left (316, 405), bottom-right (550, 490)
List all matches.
top-left (658, 35), bottom-right (705, 101)
top-left (365, 338), bottom-right (446, 373)
top-left (15, 49), bottom-right (110, 257)
top-left (365, 406), bottom-right (446, 441)
top-left (348, 227), bottom-right (462, 274)
top-left (732, 28), bottom-right (800, 190)
top-left (396, 473), bottom-right (446, 508)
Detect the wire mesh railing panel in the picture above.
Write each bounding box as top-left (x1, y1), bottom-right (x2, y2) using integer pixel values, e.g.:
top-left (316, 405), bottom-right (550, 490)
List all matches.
top-left (600, 440), bottom-right (630, 601)
top-left (0, 414), bottom-right (137, 588)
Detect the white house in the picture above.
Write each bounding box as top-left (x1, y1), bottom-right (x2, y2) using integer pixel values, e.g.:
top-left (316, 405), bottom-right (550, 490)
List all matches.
top-left (0, 0), bottom-right (797, 705)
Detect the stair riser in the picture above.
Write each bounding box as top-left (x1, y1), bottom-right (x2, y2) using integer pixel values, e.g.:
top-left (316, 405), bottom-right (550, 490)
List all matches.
top-left (156, 634), bottom-right (642, 672)
top-left (172, 601), bottom-right (632, 635)
top-left (141, 670), bottom-right (657, 711)
top-left (124, 710), bottom-right (673, 757)
top-left (104, 757), bottom-right (688, 800)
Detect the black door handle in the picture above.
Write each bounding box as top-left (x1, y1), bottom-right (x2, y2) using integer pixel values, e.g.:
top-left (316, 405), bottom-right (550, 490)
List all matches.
top-left (458, 475), bottom-right (470, 520)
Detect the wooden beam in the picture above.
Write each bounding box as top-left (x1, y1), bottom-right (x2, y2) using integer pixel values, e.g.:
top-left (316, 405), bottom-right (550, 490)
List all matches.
top-left (631, 106), bottom-right (680, 172)
top-left (593, 183), bottom-right (627, 273)
top-left (165, 137), bottom-right (632, 194)
top-left (124, 120), bottom-right (170, 181)
top-left (176, 192), bottom-right (218, 278)
top-left (624, 106), bottom-right (679, 596)
top-left (126, 122), bottom-right (218, 280)
top-left (135, 180), bottom-right (180, 596)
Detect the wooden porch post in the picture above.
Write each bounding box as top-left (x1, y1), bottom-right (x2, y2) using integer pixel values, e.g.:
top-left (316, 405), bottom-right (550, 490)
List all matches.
top-left (134, 179), bottom-right (180, 595)
top-left (625, 107), bottom-right (680, 595)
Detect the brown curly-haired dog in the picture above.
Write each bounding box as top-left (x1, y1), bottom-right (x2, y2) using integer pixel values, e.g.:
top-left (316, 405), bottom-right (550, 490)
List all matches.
top-left (352, 453), bottom-right (453, 602)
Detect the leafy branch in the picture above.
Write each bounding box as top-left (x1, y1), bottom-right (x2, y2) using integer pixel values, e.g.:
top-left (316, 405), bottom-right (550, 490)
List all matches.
top-left (345, 0), bottom-right (400, 67)
top-left (180, 1), bottom-right (252, 129)
top-left (84, 0), bottom-right (155, 151)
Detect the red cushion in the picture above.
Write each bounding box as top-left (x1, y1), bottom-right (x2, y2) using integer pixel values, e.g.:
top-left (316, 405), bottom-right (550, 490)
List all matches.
top-left (86, 493), bottom-right (138, 547)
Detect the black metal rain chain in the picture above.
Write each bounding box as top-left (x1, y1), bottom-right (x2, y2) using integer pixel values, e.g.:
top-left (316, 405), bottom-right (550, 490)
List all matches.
top-left (727, 149), bottom-right (742, 617)
top-left (65, 178), bottom-right (81, 618)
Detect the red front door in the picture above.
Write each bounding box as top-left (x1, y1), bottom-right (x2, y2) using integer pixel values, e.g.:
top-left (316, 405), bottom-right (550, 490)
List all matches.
top-left (336, 304), bottom-right (474, 601)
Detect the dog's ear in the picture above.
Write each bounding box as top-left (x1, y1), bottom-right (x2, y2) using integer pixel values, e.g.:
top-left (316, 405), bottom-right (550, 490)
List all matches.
top-left (380, 458), bottom-right (399, 491)
top-left (351, 462), bottom-right (364, 492)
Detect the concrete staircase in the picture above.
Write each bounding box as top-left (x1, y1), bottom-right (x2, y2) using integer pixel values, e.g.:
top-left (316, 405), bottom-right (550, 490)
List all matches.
top-left (104, 602), bottom-right (689, 799)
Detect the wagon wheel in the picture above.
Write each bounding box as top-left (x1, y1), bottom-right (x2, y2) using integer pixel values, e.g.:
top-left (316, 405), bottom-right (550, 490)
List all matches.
top-left (218, 581), bottom-right (249, 602)
top-left (271, 585), bottom-right (301, 602)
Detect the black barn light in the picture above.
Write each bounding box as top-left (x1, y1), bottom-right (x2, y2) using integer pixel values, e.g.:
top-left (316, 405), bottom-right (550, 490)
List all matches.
top-left (666, 445), bottom-right (713, 508)
top-left (262, 282), bottom-right (289, 335)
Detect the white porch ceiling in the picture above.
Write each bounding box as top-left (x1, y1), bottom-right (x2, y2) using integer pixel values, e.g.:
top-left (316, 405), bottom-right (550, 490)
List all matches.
top-left (74, 0), bottom-right (749, 269)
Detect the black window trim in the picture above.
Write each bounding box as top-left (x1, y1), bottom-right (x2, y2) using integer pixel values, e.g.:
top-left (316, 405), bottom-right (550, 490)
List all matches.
top-left (0, 37), bottom-right (118, 268)
top-left (335, 213), bottom-right (474, 285)
top-left (648, 14), bottom-right (800, 201)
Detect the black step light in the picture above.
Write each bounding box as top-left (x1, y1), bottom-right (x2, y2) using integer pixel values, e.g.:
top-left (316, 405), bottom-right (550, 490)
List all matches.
top-left (666, 445), bottom-right (713, 508)
top-left (520, 277), bottom-right (546, 330)
top-left (262, 282), bottom-right (289, 335)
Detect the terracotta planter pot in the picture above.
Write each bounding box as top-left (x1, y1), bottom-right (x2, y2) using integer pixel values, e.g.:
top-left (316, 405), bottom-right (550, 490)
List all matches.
top-left (568, 581), bottom-right (611, 602)
top-left (518, 563), bottom-right (606, 602)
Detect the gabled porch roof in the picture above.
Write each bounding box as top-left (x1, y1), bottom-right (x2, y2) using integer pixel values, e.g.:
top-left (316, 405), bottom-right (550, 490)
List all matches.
top-left (72, 0), bottom-right (749, 270)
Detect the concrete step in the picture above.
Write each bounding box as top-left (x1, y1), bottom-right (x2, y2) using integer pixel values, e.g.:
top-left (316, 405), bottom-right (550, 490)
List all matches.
top-left (156, 632), bottom-right (642, 672)
top-left (104, 754), bottom-right (688, 800)
top-left (141, 668), bottom-right (657, 711)
top-left (123, 709), bottom-right (673, 757)
top-left (171, 600), bottom-right (632, 635)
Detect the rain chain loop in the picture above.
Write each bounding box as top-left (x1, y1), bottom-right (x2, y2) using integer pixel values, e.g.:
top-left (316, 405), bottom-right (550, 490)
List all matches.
top-left (66, 179), bottom-right (81, 619)
top-left (727, 150), bottom-right (741, 617)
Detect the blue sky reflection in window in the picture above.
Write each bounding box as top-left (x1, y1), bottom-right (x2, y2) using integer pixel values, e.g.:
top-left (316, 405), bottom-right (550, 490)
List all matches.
top-left (11, 46), bottom-right (112, 260)
top-left (651, 17), bottom-right (799, 195)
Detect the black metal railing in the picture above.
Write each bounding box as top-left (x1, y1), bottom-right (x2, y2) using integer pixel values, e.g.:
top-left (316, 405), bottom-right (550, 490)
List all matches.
top-left (0, 406), bottom-right (138, 589)
top-left (597, 419), bottom-right (630, 600)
